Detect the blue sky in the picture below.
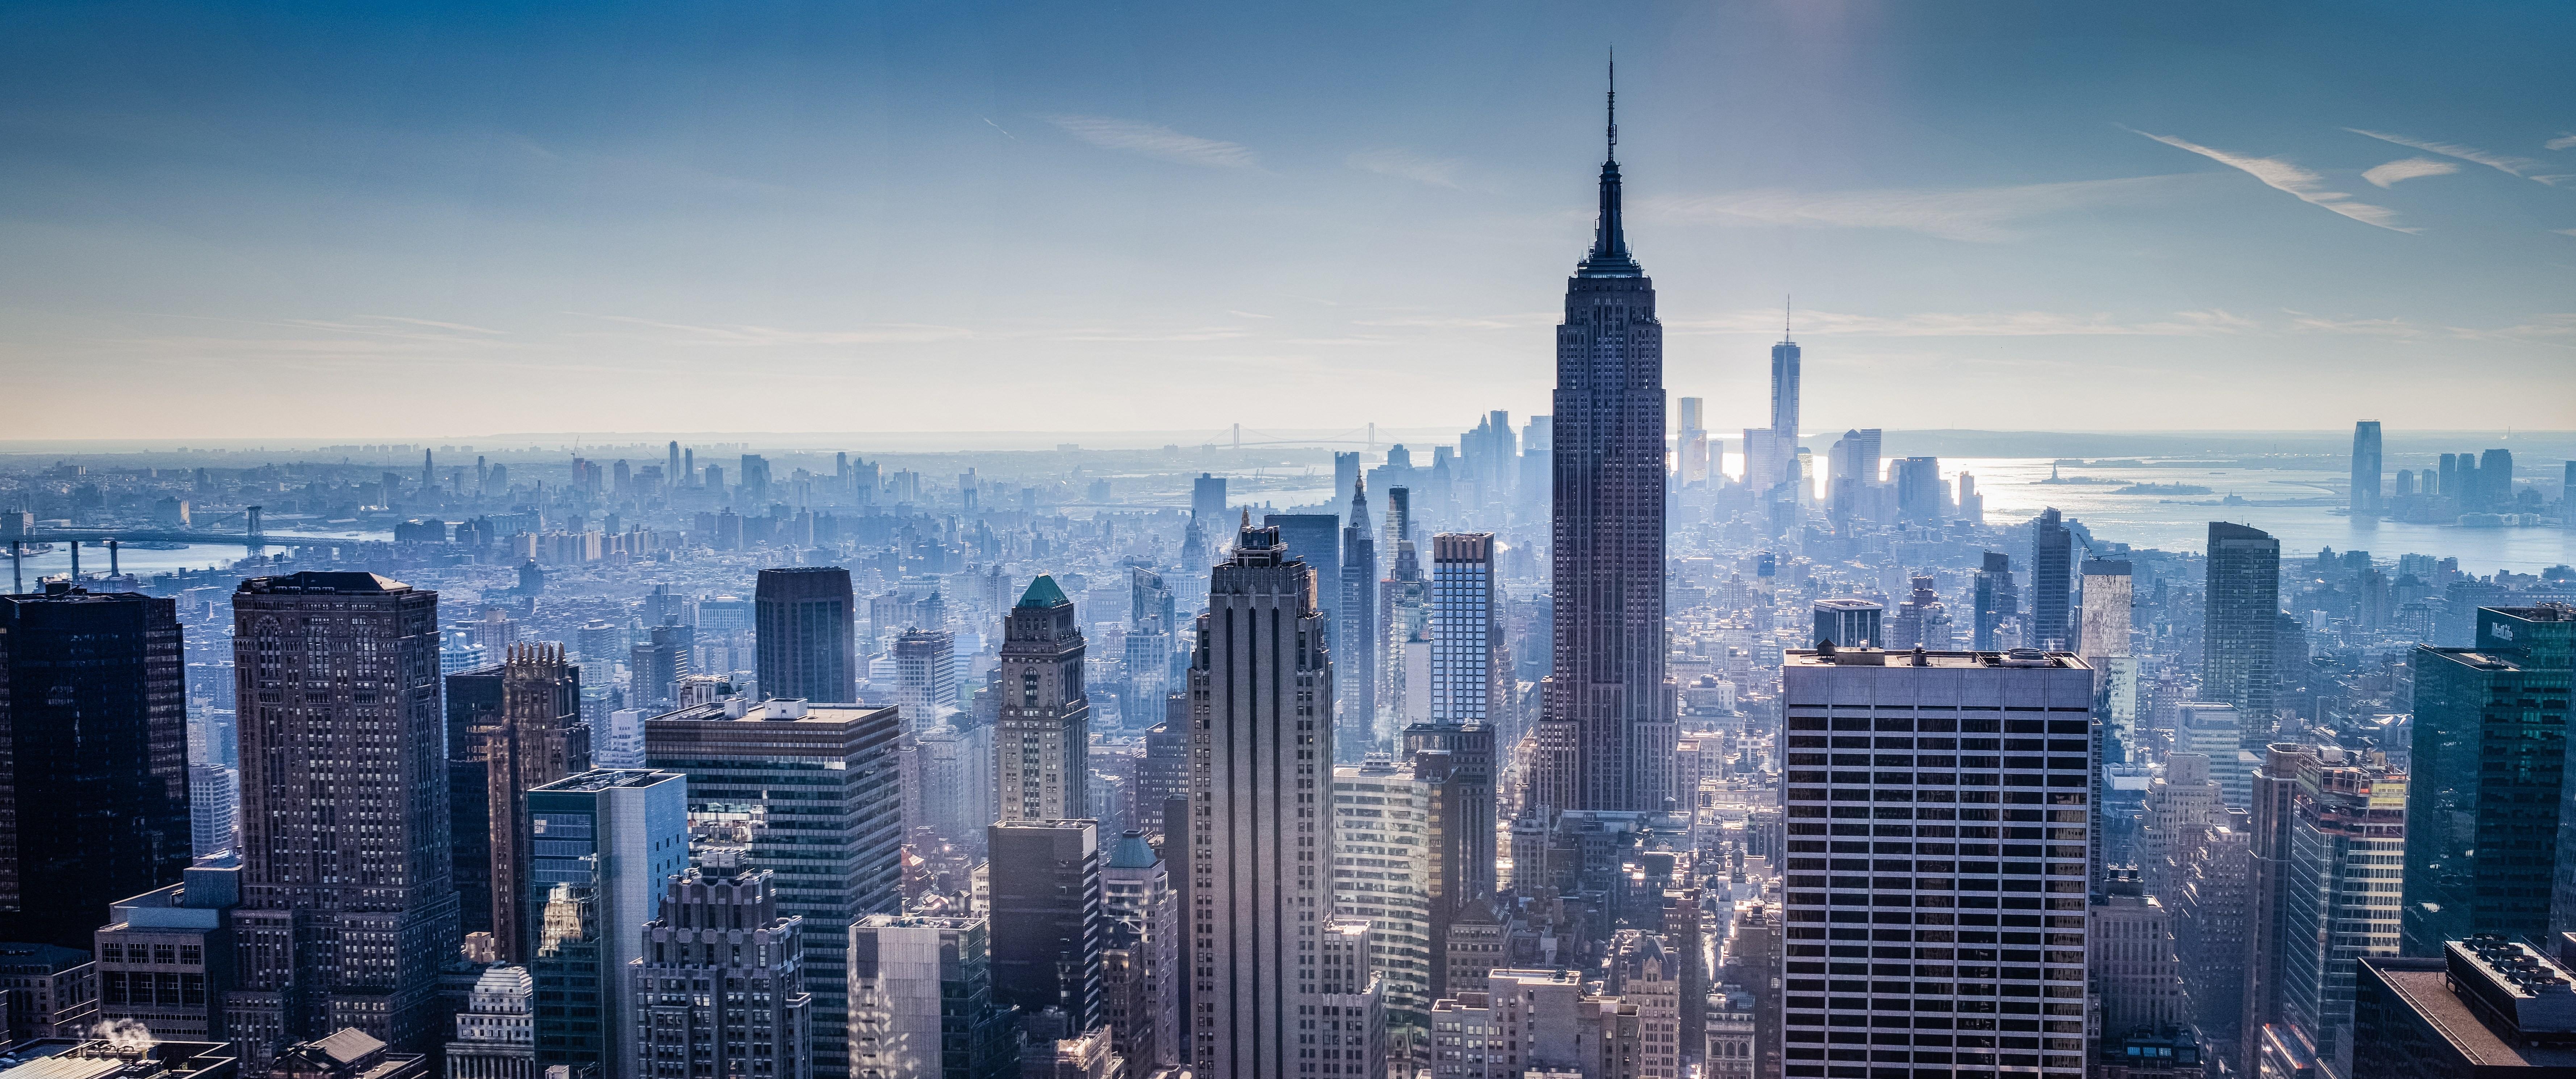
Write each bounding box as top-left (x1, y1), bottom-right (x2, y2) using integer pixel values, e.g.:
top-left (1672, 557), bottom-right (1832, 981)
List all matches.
top-left (3, 1), bottom-right (2572, 439)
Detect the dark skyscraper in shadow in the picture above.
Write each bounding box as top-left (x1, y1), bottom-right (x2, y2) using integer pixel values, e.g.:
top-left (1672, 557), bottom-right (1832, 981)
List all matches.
top-left (2030, 507), bottom-right (2072, 651)
top-left (0, 584), bottom-right (191, 952)
top-left (2205, 522), bottom-right (2281, 722)
top-left (1535, 67), bottom-right (1672, 813)
top-left (756, 566), bottom-right (855, 703)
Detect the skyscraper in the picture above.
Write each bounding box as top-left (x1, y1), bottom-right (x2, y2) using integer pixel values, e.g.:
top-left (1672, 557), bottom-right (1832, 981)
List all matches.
top-left (2029, 508), bottom-right (2073, 651)
top-left (1539, 74), bottom-right (1673, 815)
top-left (1192, 474), bottom-right (1227, 523)
top-left (1404, 724), bottom-right (1496, 984)
top-left (987, 819), bottom-right (1105, 1029)
top-left (1778, 645), bottom-right (2096, 1079)
top-left (1268, 514), bottom-right (1341, 624)
top-left (1972, 553), bottom-right (2018, 652)
top-left (1189, 519), bottom-right (1335, 1079)
top-left (634, 868), bottom-right (812, 1079)
top-left (1769, 305), bottom-right (1801, 491)
top-left (2349, 421), bottom-right (2383, 514)
top-left (227, 572), bottom-right (453, 1065)
top-left (2267, 749), bottom-right (2408, 1078)
top-left (1428, 533), bottom-right (1506, 729)
top-left (846, 915), bottom-right (1018, 1079)
top-left (1338, 481), bottom-right (1379, 746)
top-left (0, 584), bottom-right (190, 953)
top-left (1331, 759), bottom-right (1432, 1049)
top-left (1101, 830), bottom-right (1179, 1071)
top-left (1677, 397), bottom-right (1709, 487)
top-left (647, 698), bottom-right (905, 1079)
top-left (1894, 457), bottom-right (1945, 521)
top-left (523, 768), bottom-right (688, 1079)
top-left (485, 643), bottom-right (589, 963)
top-left (757, 566), bottom-right (857, 704)
top-left (995, 575), bottom-right (1090, 822)
top-left (2204, 522), bottom-right (2282, 721)
top-left (2404, 604), bottom-right (2572, 951)
top-left (1809, 598), bottom-right (1883, 650)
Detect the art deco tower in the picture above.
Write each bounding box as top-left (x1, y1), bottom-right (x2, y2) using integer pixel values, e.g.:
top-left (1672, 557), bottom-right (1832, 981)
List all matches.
top-left (1537, 68), bottom-right (1674, 813)
top-left (995, 574), bottom-right (1090, 822)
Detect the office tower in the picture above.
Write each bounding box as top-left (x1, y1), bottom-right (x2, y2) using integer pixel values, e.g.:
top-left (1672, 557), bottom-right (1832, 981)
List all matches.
top-left (1189, 519), bottom-right (1335, 1079)
top-left (1383, 486), bottom-right (1413, 557)
top-left (740, 454), bottom-right (773, 503)
top-left (1315, 917), bottom-right (1389, 1077)
top-left (846, 915), bottom-right (1017, 1079)
top-left (574, 618), bottom-right (620, 691)
top-left (2349, 421), bottom-right (2383, 513)
top-left (987, 820), bottom-right (1104, 1028)
top-left (635, 868), bottom-right (813, 1079)
top-left (2138, 754), bottom-right (2220, 902)
top-left (225, 572), bottom-right (452, 1064)
top-left (1778, 645), bottom-right (2096, 1079)
top-left (2175, 703), bottom-right (2251, 808)
top-left (1828, 429), bottom-right (1882, 490)
top-left (1269, 514), bottom-right (1342, 623)
top-left (2205, 523), bottom-right (2282, 724)
top-left (444, 964), bottom-right (536, 1079)
top-left (631, 622), bottom-right (694, 712)
top-left (1335, 451), bottom-right (1362, 512)
top-left (891, 629), bottom-right (958, 730)
top-left (1339, 482), bottom-right (1381, 749)
top-left (1332, 760), bottom-right (1433, 1051)
top-left (2483, 448), bottom-right (2516, 509)
top-left (647, 698), bottom-right (903, 1079)
top-left (2028, 508), bottom-right (2073, 651)
top-left (522, 769), bottom-right (687, 1079)
top-left (1192, 474), bottom-right (1227, 522)
top-left (1971, 553), bottom-right (2017, 652)
top-left (1122, 630), bottom-right (1171, 731)
top-left (594, 708), bottom-right (646, 770)
top-left (1893, 457), bottom-right (1944, 521)
top-left (1767, 305), bottom-right (1803, 485)
top-left (2089, 872), bottom-right (2182, 1036)
top-left (188, 763), bottom-right (238, 858)
top-left (92, 854), bottom-right (240, 1043)
top-left (1130, 567), bottom-right (1175, 632)
top-left (2078, 559), bottom-right (2132, 662)
top-left (446, 663), bottom-right (506, 938)
top-left (1678, 397), bottom-right (1710, 486)
top-left (2353, 941), bottom-right (2576, 1077)
top-left (2406, 605), bottom-right (2573, 950)
top-left (1958, 471), bottom-right (1985, 523)
top-left (1540, 93), bottom-right (1674, 816)
top-left (757, 567), bottom-right (857, 705)
top-left (2240, 742), bottom-right (2317, 1071)
top-left (2263, 749), bottom-right (2407, 1078)
top-left (0, 585), bottom-right (189, 952)
top-left (995, 576), bottom-right (1091, 822)
top-left (1102, 831), bottom-right (1179, 1071)
top-left (1382, 541), bottom-right (1431, 743)
top-left (1809, 598), bottom-right (1883, 650)
top-left (1888, 575), bottom-right (1954, 652)
top-left (2172, 820), bottom-right (2250, 1051)
top-left (1405, 723), bottom-right (1496, 930)
top-left (482, 645), bottom-right (588, 965)
top-left (1429, 533), bottom-right (1507, 728)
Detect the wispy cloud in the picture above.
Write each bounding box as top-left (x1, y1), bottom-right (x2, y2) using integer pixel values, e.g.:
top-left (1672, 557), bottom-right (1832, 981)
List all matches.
top-left (1356, 313), bottom-right (1556, 330)
top-left (1346, 149), bottom-right (1464, 188)
top-left (2549, 134), bottom-right (2576, 151)
top-left (2347, 128), bottom-right (2572, 186)
top-left (2361, 157), bottom-right (2459, 188)
top-left (1665, 308), bottom-right (2257, 337)
top-left (1044, 115), bottom-right (1259, 170)
top-left (2555, 228), bottom-right (2576, 238)
top-left (1635, 175), bottom-right (2182, 242)
top-left (2127, 128), bottom-right (2413, 232)
top-left (572, 314), bottom-right (973, 345)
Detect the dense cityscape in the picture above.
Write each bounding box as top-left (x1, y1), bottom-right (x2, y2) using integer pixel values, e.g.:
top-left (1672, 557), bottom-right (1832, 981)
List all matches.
top-left (5, 6), bottom-right (2576, 1079)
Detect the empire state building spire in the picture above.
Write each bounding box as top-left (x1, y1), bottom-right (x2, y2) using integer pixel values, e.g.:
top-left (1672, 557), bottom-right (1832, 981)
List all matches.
top-left (1580, 54), bottom-right (1640, 278)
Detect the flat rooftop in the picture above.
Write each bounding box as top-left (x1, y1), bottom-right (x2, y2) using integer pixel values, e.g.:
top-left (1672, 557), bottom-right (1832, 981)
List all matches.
top-left (2369, 960), bottom-right (2576, 1068)
top-left (1783, 649), bottom-right (2089, 670)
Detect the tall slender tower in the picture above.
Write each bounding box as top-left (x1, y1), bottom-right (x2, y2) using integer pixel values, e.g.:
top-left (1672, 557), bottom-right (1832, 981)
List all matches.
top-left (1768, 300), bottom-right (1801, 489)
top-left (1338, 480), bottom-right (1379, 751)
top-left (756, 567), bottom-right (857, 704)
top-left (2030, 508), bottom-right (2073, 651)
top-left (2204, 522), bottom-right (2281, 721)
top-left (2349, 421), bottom-right (2383, 514)
top-left (1539, 65), bottom-right (1673, 813)
top-left (1189, 519), bottom-right (1335, 1079)
top-left (485, 643), bottom-right (588, 962)
top-left (996, 574), bottom-right (1090, 822)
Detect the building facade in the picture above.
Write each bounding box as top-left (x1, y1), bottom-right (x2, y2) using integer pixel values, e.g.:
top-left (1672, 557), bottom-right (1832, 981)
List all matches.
top-left (1778, 647), bottom-right (2096, 1079)
top-left (227, 572), bottom-right (454, 1065)
top-left (986, 819), bottom-right (1104, 1028)
top-left (756, 567), bottom-right (858, 705)
top-left (995, 576), bottom-right (1090, 823)
top-left (524, 768), bottom-right (688, 1079)
top-left (633, 868), bottom-right (812, 1079)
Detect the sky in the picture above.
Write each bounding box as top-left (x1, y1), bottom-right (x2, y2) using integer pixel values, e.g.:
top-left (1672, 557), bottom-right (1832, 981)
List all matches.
top-left (2, 1), bottom-right (2572, 441)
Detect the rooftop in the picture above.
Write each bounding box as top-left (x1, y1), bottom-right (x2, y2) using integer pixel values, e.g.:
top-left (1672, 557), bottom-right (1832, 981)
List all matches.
top-left (236, 571), bottom-right (410, 595)
top-left (1783, 647), bottom-right (2088, 670)
top-left (530, 768), bottom-right (684, 793)
top-left (2367, 955), bottom-right (2576, 1068)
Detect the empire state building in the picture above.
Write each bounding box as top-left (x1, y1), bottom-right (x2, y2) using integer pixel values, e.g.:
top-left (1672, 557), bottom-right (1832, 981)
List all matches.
top-left (1534, 72), bottom-right (1675, 814)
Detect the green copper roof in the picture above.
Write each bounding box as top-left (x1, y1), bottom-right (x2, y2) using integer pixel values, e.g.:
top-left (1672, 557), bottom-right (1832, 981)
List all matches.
top-left (1017, 574), bottom-right (1071, 609)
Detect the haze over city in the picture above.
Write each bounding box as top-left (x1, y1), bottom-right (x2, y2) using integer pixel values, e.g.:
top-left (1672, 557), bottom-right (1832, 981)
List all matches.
top-left (1, 7), bottom-right (2573, 1079)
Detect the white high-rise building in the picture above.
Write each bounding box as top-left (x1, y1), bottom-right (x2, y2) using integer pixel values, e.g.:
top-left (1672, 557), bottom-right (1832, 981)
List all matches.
top-left (2176, 703), bottom-right (2251, 808)
top-left (1333, 761), bottom-right (1434, 1050)
top-left (1779, 646), bottom-right (2095, 1079)
top-left (1190, 519), bottom-right (1337, 1079)
top-left (1429, 533), bottom-right (1507, 728)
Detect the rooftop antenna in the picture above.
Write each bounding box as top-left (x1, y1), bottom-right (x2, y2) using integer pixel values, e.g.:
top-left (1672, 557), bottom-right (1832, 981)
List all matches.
top-left (1607, 48), bottom-right (1617, 160)
top-left (1785, 295), bottom-right (1794, 342)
